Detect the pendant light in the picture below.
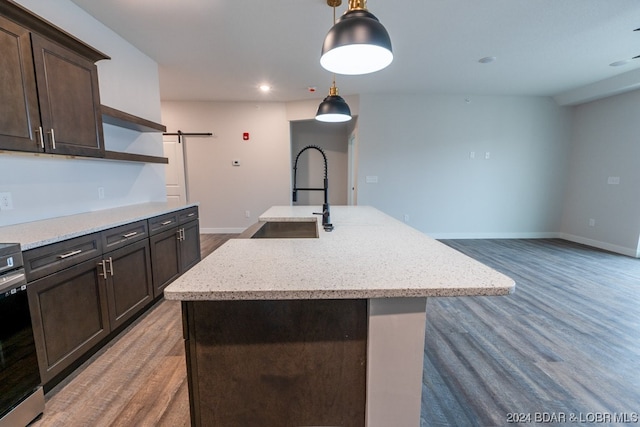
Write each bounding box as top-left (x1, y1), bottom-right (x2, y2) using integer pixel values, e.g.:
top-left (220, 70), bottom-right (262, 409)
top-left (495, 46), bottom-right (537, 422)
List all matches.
top-left (316, 1), bottom-right (352, 123)
top-left (321, 0), bottom-right (392, 75)
top-left (315, 78), bottom-right (352, 122)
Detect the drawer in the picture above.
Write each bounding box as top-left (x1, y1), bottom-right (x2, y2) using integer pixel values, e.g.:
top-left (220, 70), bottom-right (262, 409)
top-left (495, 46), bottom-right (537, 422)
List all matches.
top-left (23, 233), bottom-right (102, 282)
top-left (148, 211), bottom-right (179, 235)
top-left (102, 220), bottom-right (148, 251)
top-left (178, 206), bottom-right (198, 224)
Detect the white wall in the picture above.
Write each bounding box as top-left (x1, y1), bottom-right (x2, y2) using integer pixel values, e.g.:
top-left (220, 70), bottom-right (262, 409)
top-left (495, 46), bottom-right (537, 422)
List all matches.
top-left (163, 94), bottom-right (574, 238)
top-left (561, 89), bottom-right (640, 256)
top-left (0, 0), bottom-right (165, 227)
top-left (356, 94), bottom-right (573, 238)
top-left (161, 101), bottom-right (291, 233)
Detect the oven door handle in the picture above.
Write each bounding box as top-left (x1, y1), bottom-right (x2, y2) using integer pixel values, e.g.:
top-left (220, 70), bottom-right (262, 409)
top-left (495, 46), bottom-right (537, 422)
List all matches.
top-left (0, 269), bottom-right (27, 294)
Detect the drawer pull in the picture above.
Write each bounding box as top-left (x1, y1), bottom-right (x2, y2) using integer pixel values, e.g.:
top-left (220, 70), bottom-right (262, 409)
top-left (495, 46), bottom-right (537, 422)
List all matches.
top-left (187, 213), bottom-right (195, 217)
top-left (99, 260), bottom-right (108, 279)
top-left (36, 126), bottom-right (44, 149)
top-left (122, 231), bottom-right (138, 238)
top-left (58, 249), bottom-right (82, 259)
top-left (176, 228), bottom-right (185, 241)
top-left (161, 220), bottom-right (173, 226)
top-left (48, 128), bottom-right (56, 149)
top-left (107, 257), bottom-right (114, 276)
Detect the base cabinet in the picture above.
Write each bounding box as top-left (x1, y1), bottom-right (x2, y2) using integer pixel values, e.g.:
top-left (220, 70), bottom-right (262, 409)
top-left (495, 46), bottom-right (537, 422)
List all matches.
top-left (23, 206), bottom-right (199, 389)
top-left (150, 209), bottom-right (200, 298)
top-left (102, 239), bottom-right (153, 330)
top-left (27, 257), bottom-right (110, 384)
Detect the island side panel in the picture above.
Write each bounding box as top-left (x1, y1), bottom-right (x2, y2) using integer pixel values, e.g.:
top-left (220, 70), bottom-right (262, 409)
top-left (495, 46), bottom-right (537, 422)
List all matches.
top-left (183, 299), bottom-right (368, 427)
top-left (367, 297), bottom-right (428, 427)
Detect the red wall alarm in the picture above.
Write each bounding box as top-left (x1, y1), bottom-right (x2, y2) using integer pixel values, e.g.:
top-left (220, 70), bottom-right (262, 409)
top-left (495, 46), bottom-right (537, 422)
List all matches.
top-left (243, 132), bottom-right (249, 141)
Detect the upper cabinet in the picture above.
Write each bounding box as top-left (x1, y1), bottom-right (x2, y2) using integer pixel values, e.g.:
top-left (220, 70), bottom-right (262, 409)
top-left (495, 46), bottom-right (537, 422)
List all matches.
top-left (0, 14), bottom-right (40, 151)
top-left (0, 1), bottom-right (109, 158)
top-left (31, 34), bottom-right (105, 157)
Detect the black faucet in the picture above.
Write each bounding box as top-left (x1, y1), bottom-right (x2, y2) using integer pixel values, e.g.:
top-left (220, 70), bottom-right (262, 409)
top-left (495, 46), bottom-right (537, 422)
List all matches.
top-left (292, 145), bottom-right (334, 231)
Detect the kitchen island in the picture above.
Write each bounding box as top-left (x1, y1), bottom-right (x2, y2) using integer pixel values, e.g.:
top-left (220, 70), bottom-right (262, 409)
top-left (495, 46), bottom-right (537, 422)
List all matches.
top-left (164, 205), bottom-right (514, 427)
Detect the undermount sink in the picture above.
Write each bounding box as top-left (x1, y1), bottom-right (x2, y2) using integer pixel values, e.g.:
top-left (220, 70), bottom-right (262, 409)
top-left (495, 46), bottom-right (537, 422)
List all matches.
top-left (240, 221), bottom-right (318, 239)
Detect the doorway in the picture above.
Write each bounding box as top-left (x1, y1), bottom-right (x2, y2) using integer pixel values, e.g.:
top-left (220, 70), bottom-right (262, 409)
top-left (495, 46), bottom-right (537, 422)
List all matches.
top-left (290, 119), bottom-right (356, 206)
top-left (163, 134), bottom-right (187, 204)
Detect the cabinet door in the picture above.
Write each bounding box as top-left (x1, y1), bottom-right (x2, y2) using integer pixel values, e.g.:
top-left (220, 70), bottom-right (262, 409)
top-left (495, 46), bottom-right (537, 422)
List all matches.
top-left (150, 226), bottom-right (181, 297)
top-left (31, 33), bottom-right (104, 157)
top-left (0, 16), bottom-right (41, 152)
top-left (180, 220), bottom-right (201, 272)
top-left (103, 239), bottom-right (153, 330)
top-left (27, 257), bottom-right (110, 384)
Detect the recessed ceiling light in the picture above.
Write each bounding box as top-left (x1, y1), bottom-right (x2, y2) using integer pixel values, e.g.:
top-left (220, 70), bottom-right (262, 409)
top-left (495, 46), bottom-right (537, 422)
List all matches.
top-left (259, 84), bottom-right (271, 92)
top-left (478, 56), bottom-right (496, 64)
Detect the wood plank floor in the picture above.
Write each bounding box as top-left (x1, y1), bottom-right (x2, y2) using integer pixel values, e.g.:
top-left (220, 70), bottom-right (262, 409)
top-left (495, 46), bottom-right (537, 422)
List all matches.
top-left (422, 239), bottom-right (640, 426)
top-left (30, 237), bottom-right (640, 426)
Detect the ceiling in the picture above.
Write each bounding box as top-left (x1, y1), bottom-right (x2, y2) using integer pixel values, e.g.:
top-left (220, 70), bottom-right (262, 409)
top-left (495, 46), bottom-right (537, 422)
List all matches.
top-left (69, 0), bottom-right (640, 103)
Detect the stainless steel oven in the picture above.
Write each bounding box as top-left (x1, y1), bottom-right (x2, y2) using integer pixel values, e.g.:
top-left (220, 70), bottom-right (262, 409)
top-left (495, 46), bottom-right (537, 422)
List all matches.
top-left (0, 243), bottom-right (44, 427)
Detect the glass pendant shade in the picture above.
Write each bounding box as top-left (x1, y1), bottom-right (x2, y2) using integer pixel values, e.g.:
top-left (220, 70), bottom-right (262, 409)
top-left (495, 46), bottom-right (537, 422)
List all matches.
top-left (321, 6), bottom-right (393, 75)
top-left (315, 85), bottom-right (352, 122)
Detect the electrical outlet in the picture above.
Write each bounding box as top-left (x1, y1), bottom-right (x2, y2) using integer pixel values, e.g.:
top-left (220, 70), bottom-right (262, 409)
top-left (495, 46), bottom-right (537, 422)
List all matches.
top-left (245, 210), bottom-right (250, 218)
top-left (0, 192), bottom-right (14, 210)
top-left (403, 214), bottom-right (410, 222)
top-left (589, 218), bottom-right (595, 227)
top-left (98, 187), bottom-right (105, 199)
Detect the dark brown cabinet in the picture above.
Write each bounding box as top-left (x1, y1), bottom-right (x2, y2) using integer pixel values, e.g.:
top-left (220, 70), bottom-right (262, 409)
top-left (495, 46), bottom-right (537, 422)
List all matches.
top-left (149, 207), bottom-right (200, 297)
top-left (0, 14), bottom-right (40, 151)
top-left (27, 256), bottom-right (110, 384)
top-left (23, 207), bottom-right (200, 389)
top-left (101, 239), bottom-right (153, 331)
top-left (0, 2), bottom-right (108, 156)
top-left (30, 34), bottom-right (105, 157)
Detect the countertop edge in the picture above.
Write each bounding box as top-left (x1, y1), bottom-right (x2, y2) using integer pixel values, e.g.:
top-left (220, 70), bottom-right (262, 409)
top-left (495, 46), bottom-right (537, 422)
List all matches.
top-left (164, 282), bottom-right (516, 301)
top-left (1, 202), bottom-right (199, 250)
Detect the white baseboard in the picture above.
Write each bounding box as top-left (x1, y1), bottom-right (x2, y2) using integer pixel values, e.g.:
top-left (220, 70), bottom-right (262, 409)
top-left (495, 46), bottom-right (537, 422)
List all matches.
top-left (430, 231), bottom-right (560, 240)
top-left (558, 233), bottom-right (638, 258)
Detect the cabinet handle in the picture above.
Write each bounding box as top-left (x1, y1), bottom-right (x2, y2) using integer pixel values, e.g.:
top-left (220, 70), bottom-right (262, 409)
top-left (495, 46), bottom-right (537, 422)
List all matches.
top-left (187, 213), bottom-right (195, 217)
top-left (48, 129), bottom-right (56, 149)
top-left (99, 260), bottom-right (108, 279)
top-left (58, 249), bottom-right (82, 259)
top-left (107, 257), bottom-right (114, 276)
top-left (176, 228), bottom-right (185, 241)
top-left (161, 220), bottom-right (173, 226)
top-left (35, 127), bottom-right (45, 149)
top-left (122, 231), bottom-right (138, 238)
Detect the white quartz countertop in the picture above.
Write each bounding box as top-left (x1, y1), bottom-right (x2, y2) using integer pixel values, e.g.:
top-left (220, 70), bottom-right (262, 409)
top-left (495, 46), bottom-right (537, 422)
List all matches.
top-left (164, 206), bottom-right (515, 301)
top-left (0, 202), bottom-right (197, 250)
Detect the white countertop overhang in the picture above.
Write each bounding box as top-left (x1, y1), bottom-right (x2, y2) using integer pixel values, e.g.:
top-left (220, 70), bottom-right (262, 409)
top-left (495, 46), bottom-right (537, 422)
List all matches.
top-left (164, 206), bottom-right (515, 301)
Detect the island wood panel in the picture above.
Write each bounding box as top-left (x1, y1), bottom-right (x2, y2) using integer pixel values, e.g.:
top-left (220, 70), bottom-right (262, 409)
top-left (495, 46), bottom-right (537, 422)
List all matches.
top-left (183, 299), bottom-right (368, 427)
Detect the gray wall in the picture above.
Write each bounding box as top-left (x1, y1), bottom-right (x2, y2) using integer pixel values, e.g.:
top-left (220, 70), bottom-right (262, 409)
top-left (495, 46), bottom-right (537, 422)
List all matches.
top-left (561, 89), bottom-right (640, 256)
top-left (161, 101), bottom-right (292, 233)
top-left (357, 94), bottom-right (573, 238)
